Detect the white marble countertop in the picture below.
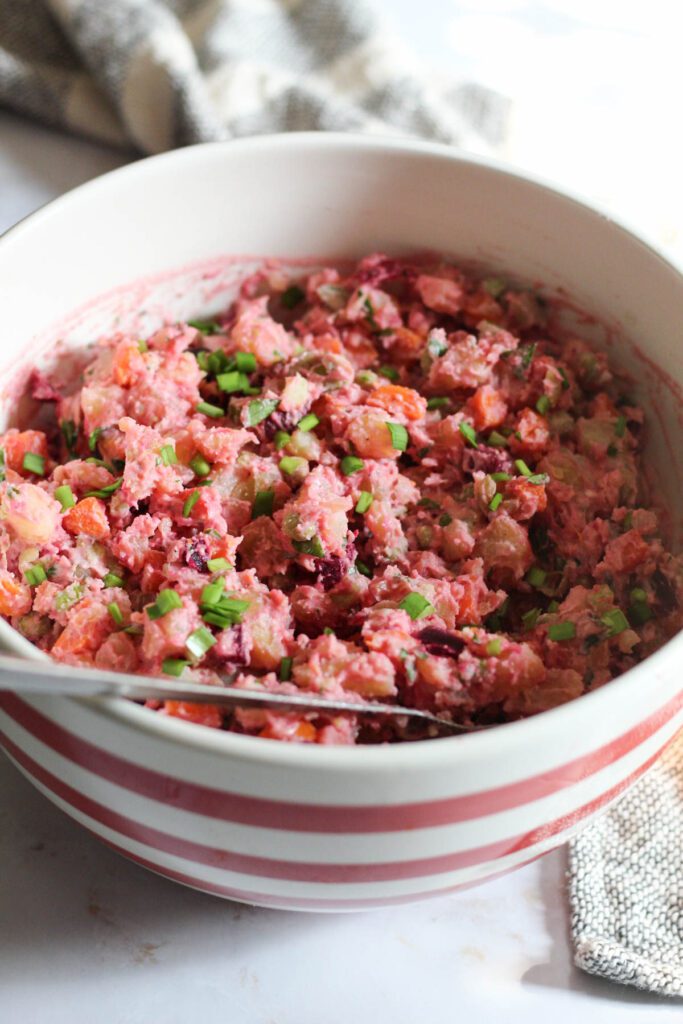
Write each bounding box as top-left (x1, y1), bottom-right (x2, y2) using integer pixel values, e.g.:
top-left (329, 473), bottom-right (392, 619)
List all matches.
top-left (1, 5), bottom-right (681, 1020)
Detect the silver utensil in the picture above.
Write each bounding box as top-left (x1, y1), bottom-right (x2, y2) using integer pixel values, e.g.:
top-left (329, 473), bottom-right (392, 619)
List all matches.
top-left (0, 654), bottom-right (479, 735)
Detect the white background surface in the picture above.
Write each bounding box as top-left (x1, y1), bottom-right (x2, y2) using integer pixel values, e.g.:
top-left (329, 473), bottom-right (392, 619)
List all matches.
top-left (1, 3), bottom-right (681, 1021)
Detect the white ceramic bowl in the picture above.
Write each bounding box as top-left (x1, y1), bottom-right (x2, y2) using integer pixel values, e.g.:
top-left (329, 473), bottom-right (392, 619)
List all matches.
top-left (1, 134), bottom-right (682, 911)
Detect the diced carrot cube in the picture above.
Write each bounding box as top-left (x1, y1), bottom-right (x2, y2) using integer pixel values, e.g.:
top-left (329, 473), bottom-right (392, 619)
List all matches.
top-left (468, 385), bottom-right (508, 431)
top-left (0, 572), bottom-right (32, 616)
top-left (112, 339), bottom-right (146, 387)
top-left (462, 289), bottom-right (503, 325)
top-left (63, 496), bottom-right (110, 539)
top-left (367, 384), bottom-right (427, 420)
top-left (163, 701), bottom-right (223, 728)
top-left (259, 719), bottom-right (317, 743)
top-left (1, 430), bottom-right (49, 475)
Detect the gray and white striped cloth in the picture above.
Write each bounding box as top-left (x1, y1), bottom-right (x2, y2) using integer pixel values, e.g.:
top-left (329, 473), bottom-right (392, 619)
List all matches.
top-left (1, 0), bottom-right (682, 999)
top-left (0, 0), bottom-right (508, 153)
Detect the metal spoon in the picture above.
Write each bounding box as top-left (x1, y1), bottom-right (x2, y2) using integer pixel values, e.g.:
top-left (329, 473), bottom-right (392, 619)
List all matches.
top-left (0, 654), bottom-right (480, 735)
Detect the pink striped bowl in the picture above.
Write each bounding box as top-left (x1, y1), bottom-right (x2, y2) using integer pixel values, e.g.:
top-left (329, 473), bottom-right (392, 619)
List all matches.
top-left (1, 135), bottom-right (682, 910)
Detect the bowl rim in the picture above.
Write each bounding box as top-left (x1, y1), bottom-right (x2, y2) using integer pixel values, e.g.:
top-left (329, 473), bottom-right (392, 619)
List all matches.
top-left (2, 130), bottom-right (682, 771)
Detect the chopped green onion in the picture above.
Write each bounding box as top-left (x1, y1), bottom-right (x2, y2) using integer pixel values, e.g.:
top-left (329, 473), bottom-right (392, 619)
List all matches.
top-left (252, 489), bottom-right (275, 518)
top-left (559, 367), bottom-right (570, 390)
top-left (355, 491), bottom-right (373, 514)
top-left (279, 456), bottom-right (307, 476)
top-left (486, 637), bottom-right (503, 656)
top-left (490, 472), bottom-right (510, 482)
top-left (378, 365), bottom-right (399, 383)
top-left (200, 579), bottom-right (225, 606)
top-left (488, 431), bottom-right (508, 447)
top-left (293, 536), bottom-right (325, 558)
top-left (489, 492), bottom-right (503, 512)
top-left (147, 589), bottom-right (183, 620)
top-left (84, 477), bottom-right (123, 499)
top-left (54, 485), bottom-right (75, 511)
top-left (526, 566), bottom-right (547, 588)
top-left (522, 607), bottom-right (540, 630)
top-left (459, 422), bottom-right (478, 448)
top-left (160, 444), bottom-right (178, 466)
top-left (340, 455), bottom-right (364, 475)
top-left (418, 497), bottom-right (440, 510)
top-left (483, 276), bottom-right (506, 298)
top-left (107, 602), bottom-right (123, 626)
top-left (207, 350), bottom-right (230, 375)
top-left (22, 452), bottom-right (45, 476)
top-left (399, 592), bottom-right (434, 620)
top-left (387, 422), bottom-right (409, 451)
top-left (521, 343), bottom-right (537, 370)
top-left (60, 419), bottom-right (78, 453)
top-left (199, 593), bottom-right (250, 628)
top-left (515, 459), bottom-right (532, 477)
top-left (183, 491), bottom-right (200, 517)
top-left (196, 401), bottom-right (224, 418)
top-left (274, 431), bottom-right (291, 451)
top-left (188, 319), bottom-right (222, 335)
top-left (207, 557), bottom-right (230, 573)
top-left (547, 600), bottom-right (560, 613)
top-left (189, 454), bottom-right (211, 477)
top-left (55, 582), bottom-right (84, 611)
top-left (123, 624), bottom-right (143, 636)
top-left (137, 339), bottom-right (148, 353)
top-left (235, 351), bottom-right (257, 373)
top-left (247, 398), bottom-right (279, 426)
top-left (615, 415), bottom-right (627, 438)
top-left (527, 473), bottom-right (550, 485)
top-left (162, 657), bottom-right (189, 677)
top-left (217, 370), bottom-right (251, 393)
top-left (426, 332), bottom-right (448, 358)
top-left (629, 599), bottom-right (652, 626)
top-left (600, 608), bottom-right (630, 637)
top-left (195, 351), bottom-right (210, 372)
top-left (548, 621), bottom-right (576, 641)
top-left (103, 572), bottom-right (124, 588)
top-left (323, 627), bottom-right (334, 635)
top-left (355, 560), bottom-right (372, 578)
top-left (426, 397), bottom-right (450, 411)
top-left (185, 626), bottom-right (217, 659)
top-left (281, 285), bottom-right (305, 309)
top-left (439, 513), bottom-right (453, 527)
top-left (24, 564), bottom-right (47, 587)
top-left (297, 413), bottom-right (319, 432)
top-left (88, 428), bottom-right (102, 453)
top-left (279, 656), bottom-right (293, 681)
top-left (535, 394), bottom-right (550, 415)
top-left (630, 587), bottom-right (648, 603)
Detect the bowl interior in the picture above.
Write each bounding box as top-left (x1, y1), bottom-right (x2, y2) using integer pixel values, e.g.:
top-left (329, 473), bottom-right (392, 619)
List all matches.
top-left (0, 134), bottom-right (682, 762)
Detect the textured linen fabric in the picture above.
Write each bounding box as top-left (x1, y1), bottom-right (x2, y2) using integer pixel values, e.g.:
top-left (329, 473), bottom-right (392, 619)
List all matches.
top-left (569, 730), bottom-right (683, 997)
top-left (0, 0), bottom-right (509, 154)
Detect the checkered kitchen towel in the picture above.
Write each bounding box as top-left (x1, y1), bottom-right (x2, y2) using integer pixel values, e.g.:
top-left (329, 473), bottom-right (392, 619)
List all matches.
top-left (1, 0), bottom-right (682, 1000)
top-left (0, 0), bottom-right (508, 154)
